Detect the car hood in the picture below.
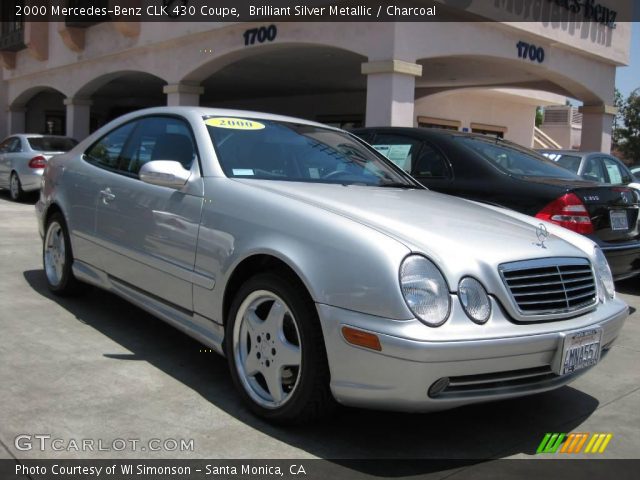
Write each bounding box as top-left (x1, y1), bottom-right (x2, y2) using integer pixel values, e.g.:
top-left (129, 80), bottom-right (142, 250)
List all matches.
top-left (236, 180), bottom-right (596, 289)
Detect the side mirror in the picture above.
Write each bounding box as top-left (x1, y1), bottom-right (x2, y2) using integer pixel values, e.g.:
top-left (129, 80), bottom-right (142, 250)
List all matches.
top-left (139, 160), bottom-right (191, 189)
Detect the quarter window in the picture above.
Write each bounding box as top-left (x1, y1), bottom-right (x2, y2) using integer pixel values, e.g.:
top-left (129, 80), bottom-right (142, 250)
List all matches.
top-left (413, 142), bottom-right (451, 179)
top-left (7, 137), bottom-right (21, 153)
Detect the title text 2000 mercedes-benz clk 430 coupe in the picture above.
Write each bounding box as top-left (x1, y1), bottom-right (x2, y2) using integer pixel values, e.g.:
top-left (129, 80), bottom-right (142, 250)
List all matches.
top-left (36, 108), bottom-right (628, 423)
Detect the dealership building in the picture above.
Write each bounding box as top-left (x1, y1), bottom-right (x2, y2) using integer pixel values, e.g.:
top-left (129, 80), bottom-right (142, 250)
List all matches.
top-left (0, 1), bottom-right (633, 153)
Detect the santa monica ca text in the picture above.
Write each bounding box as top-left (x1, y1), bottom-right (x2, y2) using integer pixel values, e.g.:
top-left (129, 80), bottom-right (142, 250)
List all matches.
top-left (17, 464), bottom-right (307, 476)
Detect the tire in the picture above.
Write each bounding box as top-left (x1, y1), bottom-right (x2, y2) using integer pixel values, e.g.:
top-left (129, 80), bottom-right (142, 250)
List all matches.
top-left (9, 172), bottom-right (24, 202)
top-left (43, 212), bottom-right (86, 296)
top-left (225, 271), bottom-right (335, 424)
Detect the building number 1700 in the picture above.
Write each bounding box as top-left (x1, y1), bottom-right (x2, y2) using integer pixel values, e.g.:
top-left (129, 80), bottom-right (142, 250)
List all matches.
top-left (517, 41), bottom-right (545, 63)
top-left (243, 25), bottom-right (278, 46)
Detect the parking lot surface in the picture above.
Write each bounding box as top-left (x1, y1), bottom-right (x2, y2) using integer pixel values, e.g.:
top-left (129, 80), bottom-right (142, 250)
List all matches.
top-left (1, 193), bottom-right (639, 464)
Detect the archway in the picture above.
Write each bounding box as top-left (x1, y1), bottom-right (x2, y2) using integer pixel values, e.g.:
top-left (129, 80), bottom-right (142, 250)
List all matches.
top-left (184, 44), bottom-right (368, 128)
top-left (10, 87), bottom-right (67, 135)
top-left (74, 71), bottom-right (168, 133)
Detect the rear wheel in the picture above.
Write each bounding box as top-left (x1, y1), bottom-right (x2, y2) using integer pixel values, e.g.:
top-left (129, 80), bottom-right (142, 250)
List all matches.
top-left (9, 172), bottom-right (24, 201)
top-left (226, 272), bottom-right (335, 424)
top-left (43, 212), bottom-right (86, 296)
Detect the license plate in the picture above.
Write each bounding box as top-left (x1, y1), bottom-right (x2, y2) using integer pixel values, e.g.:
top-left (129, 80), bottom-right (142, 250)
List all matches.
top-left (558, 328), bottom-right (602, 376)
top-left (610, 210), bottom-right (629, 230)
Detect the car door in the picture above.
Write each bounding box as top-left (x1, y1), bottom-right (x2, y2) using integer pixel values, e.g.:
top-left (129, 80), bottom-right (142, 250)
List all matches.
top-left (91, 115), bottom-right (204, 311)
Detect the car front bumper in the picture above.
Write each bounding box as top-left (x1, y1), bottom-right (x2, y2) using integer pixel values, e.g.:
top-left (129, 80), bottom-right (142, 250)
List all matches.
top-left (317, 296), bottom-right (628, 412)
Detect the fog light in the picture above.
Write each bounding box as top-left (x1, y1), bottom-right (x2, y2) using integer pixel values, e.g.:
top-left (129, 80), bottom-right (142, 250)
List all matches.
top-left (428, 377), bottom-right (450, 397)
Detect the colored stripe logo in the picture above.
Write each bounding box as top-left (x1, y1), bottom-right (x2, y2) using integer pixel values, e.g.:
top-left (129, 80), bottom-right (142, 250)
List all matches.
top-left (537, 433), bottom-right (613, 454)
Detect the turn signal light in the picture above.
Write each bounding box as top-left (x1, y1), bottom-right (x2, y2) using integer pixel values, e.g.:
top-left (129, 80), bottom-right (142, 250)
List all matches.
top-left (341, 326), bottom-right (382, 351)
top-left (535, 193), bottom-right (594, 234)
top-left (28, 155), bottom-right (47, 169)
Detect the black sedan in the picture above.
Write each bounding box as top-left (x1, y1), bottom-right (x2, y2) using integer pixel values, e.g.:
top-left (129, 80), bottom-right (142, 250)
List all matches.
top-left (352, 127), bottom-right (640, 280)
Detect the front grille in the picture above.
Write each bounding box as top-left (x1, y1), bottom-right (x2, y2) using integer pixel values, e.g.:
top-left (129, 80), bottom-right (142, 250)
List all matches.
top-left (500, 258), bottom-right (597, 317)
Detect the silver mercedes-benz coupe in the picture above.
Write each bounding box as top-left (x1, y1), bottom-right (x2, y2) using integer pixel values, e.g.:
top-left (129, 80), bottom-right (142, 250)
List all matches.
top-left (36, 107), bottom-right (628, 423)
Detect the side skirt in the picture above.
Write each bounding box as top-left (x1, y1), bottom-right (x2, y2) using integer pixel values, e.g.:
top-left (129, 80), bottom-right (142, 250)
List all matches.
top-left (72, 260), bottom-right (225, 356)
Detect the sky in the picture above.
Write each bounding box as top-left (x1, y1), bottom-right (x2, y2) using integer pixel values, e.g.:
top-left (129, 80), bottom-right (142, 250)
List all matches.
top-left (616, 22), bottom-right (640, 99)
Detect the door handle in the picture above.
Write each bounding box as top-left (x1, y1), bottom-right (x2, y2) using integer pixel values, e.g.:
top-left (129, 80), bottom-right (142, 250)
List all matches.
top-left (99, 188), bottom-right (115, 204)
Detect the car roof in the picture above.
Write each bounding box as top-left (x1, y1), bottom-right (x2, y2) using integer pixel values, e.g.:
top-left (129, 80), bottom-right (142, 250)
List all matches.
top-left (352, 126), bottom-right (513, 142)
top-left (7, 134), bottom-right (74, 140)
top-left (113, 106), bottom-right (341, 132)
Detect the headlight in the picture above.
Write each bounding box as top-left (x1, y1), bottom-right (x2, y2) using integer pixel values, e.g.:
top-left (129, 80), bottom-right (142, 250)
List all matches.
top-left (458, 277), bottom-right (491, 324)
top-left (400, 255), bottom-right (451, 327)
top-left (594, 247), bottom-right (615, 300)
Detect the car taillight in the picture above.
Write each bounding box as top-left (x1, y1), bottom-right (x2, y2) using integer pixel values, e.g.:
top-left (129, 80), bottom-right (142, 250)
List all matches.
top-left (28, 156), bottom-right (47, 169)
top-left (535, 193), bottom-right (594, 234)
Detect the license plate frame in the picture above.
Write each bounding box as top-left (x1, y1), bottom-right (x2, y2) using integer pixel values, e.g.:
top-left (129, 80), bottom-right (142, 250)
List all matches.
top-left (556, 327), bottom-right (603, 376)
top-left (610, 210), bottom-right (629, 231)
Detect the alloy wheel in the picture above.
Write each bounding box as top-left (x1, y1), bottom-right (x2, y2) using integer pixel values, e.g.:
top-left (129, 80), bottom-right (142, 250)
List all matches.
top-left (232, 290), bottom-right (302, 409)
top-left (10, 174), bottom-right (20, 200)
top-left (44, 221), bottom-right (66, 287)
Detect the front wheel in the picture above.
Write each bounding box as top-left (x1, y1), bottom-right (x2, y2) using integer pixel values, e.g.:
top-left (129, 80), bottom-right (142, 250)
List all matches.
top-left (43, 212), bottom-right (86, 296)
top-left (9, 172), bottom-right (24, 201)
top-left (225, 272), bottom-right (335, 424)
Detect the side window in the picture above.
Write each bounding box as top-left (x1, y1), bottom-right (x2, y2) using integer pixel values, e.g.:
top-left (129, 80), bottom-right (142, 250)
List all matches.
top-left (8, 138), bottom-right (22, 153)
top-left (413, 142), bottom-right (451, 179)
top-left (0, 138), bottom-right (11, 153)
top-left (85, 121), bottom-right (138, 171)
top-left (369, 134), bottom-right (422, 172)
top-left (602, 157), bottom-right (627, 184)
top-left (582, 157), bottom-right (607, 183)
top-left (118, 116), bottom-right (197, 175)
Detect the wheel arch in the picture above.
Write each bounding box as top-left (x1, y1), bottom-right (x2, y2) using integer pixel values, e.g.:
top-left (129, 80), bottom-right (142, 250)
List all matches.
top-left (44, 202), bottom-right (65, 227)
top-left (222, 253), bottom-right (316, 328)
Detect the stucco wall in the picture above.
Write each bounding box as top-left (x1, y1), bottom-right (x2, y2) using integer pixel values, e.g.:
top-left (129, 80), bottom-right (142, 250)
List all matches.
top-left (415, 90), bottom-right (538, 147)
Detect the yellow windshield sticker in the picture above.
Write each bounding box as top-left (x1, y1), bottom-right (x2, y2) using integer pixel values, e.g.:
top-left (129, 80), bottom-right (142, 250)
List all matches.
top-left (205, 117), bottom-right (265, 130)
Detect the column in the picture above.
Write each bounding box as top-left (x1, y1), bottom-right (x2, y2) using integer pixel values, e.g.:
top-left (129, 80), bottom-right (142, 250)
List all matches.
top-left (579, 104), bottom-right (617, 154)
top-left (163, 83), bottom-right (204, 107)
top-left (7, 106), bottom-right (26, 134)
top-left (64, 97), bottom-right (92, 141)
top-left (362, 60), bottom-right (422, 127)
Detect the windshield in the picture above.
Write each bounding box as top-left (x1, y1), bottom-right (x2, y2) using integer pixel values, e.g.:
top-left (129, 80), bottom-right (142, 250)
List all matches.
top-left (28, 137), bottom-right (77, 152)
top-left (455, 136), bottom-right (580, 180)
top-left (205, 117), bottom-right (415, 187)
